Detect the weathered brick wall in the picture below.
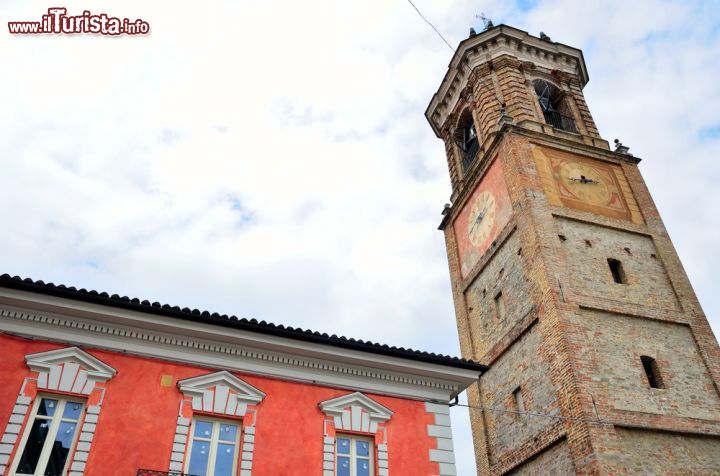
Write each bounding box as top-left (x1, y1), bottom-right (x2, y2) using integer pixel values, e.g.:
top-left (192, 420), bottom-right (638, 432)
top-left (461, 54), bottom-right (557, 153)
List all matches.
top-left (466, 55), bottom-right (603, 150)
top-left (470, 63), bottom-right (503, 143)
top-left (465, 232), bottom-right (534, 358)
top-left (468, 56), bottom-right (544, 149)
top-left (556, 218), bottom-right (681, 311)
top-left (443, 129), bottom-right (720, 475)
top-left (492, 56), bottom-right (536, 127)
top-left (507, 440), bottom-right (575, 475)
top-left (565, 79), bottom-right (600, 138)
top-left (576, 309), bottom-right (720, 420)
top-left (450, 132), bottom-right (602, 475)
top-left (479, 323), bottom-right (559, 463)
top-left (613, 428), bottom-right (720, 474)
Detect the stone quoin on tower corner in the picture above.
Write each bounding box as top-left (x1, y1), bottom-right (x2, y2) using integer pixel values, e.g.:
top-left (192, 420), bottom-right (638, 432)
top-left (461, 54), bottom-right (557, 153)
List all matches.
top-left (427, 24), bottom-right (720, 475)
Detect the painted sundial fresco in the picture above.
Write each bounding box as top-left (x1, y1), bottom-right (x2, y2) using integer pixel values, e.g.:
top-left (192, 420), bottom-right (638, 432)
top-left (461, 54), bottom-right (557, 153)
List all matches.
top-left (453, 158), bottom-right (513, 279)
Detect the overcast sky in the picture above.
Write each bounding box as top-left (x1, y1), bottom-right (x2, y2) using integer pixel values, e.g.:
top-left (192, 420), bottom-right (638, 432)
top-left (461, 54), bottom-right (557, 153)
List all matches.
top-left (2, 1), bottom-right (719, 474)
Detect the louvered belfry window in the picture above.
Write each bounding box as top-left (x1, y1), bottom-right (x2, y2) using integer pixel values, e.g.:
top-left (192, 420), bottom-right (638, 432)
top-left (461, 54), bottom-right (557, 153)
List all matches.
top-left (454, 114), bottom-right (479, 174)
top-left (533, 79), bottom-right (578, 133)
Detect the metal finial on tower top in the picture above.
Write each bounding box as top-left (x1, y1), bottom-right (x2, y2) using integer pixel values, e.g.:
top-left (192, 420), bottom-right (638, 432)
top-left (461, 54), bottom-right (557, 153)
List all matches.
top-left (476, 13), bottom-right (494, 31)
top-left (614, 139), bottom-right (632, 155)
top-left (498, 104), bottom-right (514, 126)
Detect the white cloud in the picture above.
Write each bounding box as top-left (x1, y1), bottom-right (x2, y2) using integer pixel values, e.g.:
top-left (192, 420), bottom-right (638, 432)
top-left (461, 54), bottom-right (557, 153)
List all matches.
top-left (1, 1), bottom-right (718, 474)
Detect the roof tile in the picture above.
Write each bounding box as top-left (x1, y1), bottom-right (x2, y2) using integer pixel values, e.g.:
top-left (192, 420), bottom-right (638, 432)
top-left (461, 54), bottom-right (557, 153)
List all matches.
top-left (0, 273), bottom-right (486, 372)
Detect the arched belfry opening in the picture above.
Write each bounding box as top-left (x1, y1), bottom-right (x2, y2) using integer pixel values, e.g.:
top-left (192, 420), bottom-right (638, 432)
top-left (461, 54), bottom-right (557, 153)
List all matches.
top-left (453, 110), bottom-right (479, 174)
top-left (533, 79), bottom-right (577, 133)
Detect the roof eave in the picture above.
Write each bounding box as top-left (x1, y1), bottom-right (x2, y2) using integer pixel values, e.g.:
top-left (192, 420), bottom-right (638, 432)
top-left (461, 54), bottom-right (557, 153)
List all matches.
top-left (0, 274), bottom-right (486, 373)
top-left (0, 284), bottom-right (483, 401)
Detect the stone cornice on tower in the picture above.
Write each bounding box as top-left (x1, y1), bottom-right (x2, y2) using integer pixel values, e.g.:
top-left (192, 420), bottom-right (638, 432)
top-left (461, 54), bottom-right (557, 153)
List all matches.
top-left (425, 24), bottom-right (588, 138)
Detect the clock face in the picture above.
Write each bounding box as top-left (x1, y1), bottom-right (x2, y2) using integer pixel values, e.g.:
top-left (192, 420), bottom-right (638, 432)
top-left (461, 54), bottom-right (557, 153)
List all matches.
top-left (558, 161), bottom-right (612, 206)
top-left (532, 145), bottom-right (643, 224)
top-left (453, 158), bottom-right (513, 279)
top-left (467, 191), bottom-right (497, 246)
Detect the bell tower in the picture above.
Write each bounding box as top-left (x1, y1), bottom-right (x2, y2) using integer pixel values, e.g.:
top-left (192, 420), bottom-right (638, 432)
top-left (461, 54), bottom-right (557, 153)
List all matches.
top-left (427, 25), bottom-right (720, 474)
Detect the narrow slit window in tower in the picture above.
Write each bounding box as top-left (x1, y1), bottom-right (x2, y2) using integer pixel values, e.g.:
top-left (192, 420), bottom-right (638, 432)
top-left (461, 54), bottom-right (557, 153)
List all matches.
top-left (494, 291), bottom-right (505, 320)
top-left (607, 258), bottom-right (627, 284)
top-left (513, 387), bottom-right (525, 413)
top-left (640, 355), bottom-right (664, 389)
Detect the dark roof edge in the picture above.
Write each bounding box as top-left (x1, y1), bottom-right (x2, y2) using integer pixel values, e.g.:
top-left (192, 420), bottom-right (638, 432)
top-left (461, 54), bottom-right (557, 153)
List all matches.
top-left (0, 274), bottom-right (487, 373)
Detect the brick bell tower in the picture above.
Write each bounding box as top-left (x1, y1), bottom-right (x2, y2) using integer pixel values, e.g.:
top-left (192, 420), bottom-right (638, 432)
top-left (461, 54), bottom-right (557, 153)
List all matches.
top-left (426, 25), bottom-right (720, 474)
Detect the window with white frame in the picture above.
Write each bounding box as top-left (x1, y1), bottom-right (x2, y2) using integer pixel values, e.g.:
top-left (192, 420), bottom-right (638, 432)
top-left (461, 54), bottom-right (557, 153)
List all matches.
top-left (10, 396), bottom-right (84, 476)
top-left (319, 392), bottom-right (392, 476)
top-left (172, 371), bottom-right (265, 475)
top-left (185, 417), bottom-right (241, 476)
top-left (335, 435), bottom-right (374, 476)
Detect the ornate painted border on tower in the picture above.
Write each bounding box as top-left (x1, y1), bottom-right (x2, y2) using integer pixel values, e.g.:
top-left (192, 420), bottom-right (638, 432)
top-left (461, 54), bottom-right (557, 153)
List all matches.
top-left (531, 144), bottom-right (643, 224)
top-left (453, 158), bottom-right (513, 278)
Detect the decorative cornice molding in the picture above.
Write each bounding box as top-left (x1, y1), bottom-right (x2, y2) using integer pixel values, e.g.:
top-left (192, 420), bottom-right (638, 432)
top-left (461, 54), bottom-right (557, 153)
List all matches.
top-left (0, 274), bottom-right (483, 373)
top-left (178, 370), bottom-right (266, 405)
top-left (0, 305), bottom-right (474, 401)
top-left (25, 346), bottom-right (116, 396)
top-left (319, 392), bottom-right (393, 423)
top-left (25, 346), bottom-right (116, 380)
top-left (426, 25), bottom-right (588, 138)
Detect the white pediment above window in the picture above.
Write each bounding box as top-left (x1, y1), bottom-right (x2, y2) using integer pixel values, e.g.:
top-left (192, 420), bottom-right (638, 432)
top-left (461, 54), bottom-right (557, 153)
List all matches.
top-left (320, 392), bottom-right (393, 433)
top-left (25, 346), bottom-right (117, 395)
top-left (177, 370), bottom-right (265, 417)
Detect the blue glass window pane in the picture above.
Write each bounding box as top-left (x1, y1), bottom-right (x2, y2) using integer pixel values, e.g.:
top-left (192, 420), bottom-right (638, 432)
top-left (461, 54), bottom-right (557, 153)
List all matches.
top-left (218, 423), bottom-right (238, 442)
top-left (55, 422), bottom-right (77, 451)
top-left (356, 440), bottom-right (370, 457)
top-left (337, 438), bottom-right (350, 454)
top-left (16, 419), bottom-right (51, 474)
top-left (37, 399), bottom-right (58, 417)
top-left (356, 458), bottom-right (371, 476)
top-left (193, 420), bottom-right (213, 439)
top-left (213, 443), bottom-right (236, 476)
top-left (337, 456), bottom-right (350, 476)
top-left (44, 422), bottom-right (78, 475)
top-left (187, 441), bottom-right (210, 476)
top-left (62, 402), bottom-right (83, 421)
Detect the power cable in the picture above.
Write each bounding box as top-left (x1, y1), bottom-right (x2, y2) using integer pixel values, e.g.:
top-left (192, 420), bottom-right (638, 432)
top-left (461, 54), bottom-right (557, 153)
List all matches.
top-left (435, 401), bottom-right (609, 426)
top-left (404, 1), bottom-right (506, 128)
top-left (405, 0), bottom-right (456, 53)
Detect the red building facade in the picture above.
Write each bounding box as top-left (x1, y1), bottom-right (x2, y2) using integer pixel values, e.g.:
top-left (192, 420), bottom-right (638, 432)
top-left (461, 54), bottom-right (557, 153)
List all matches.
top-left (0, 275), bottom-right (484, 476)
